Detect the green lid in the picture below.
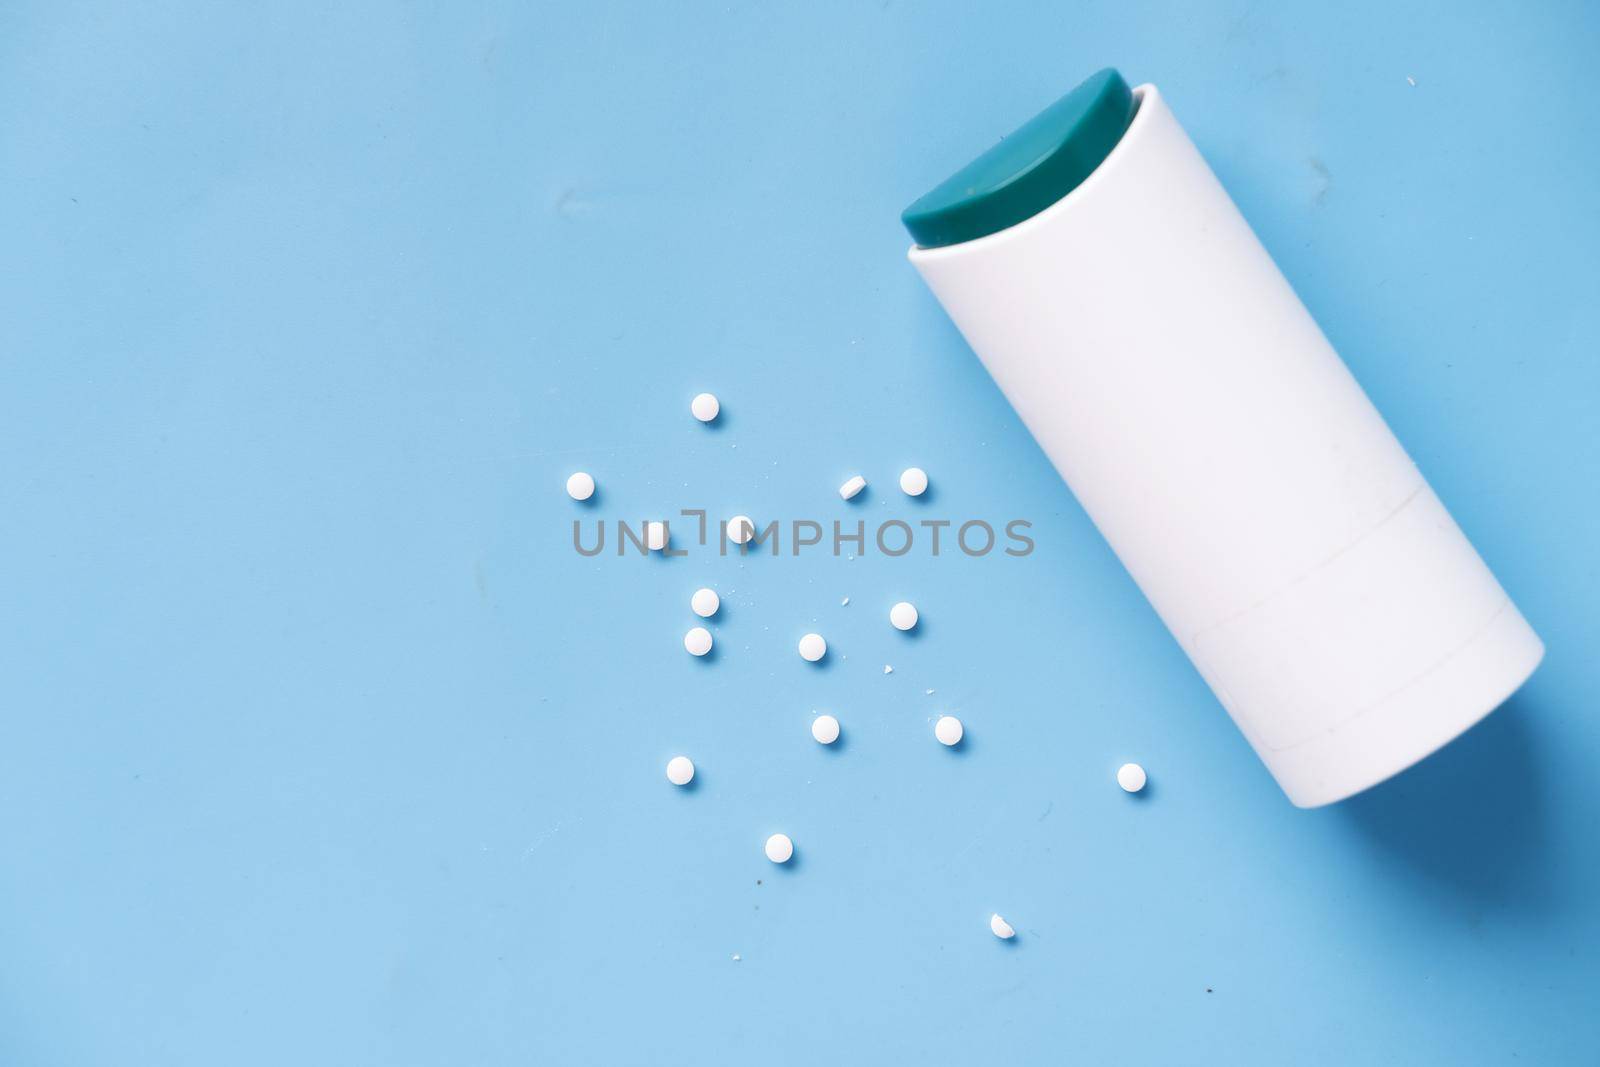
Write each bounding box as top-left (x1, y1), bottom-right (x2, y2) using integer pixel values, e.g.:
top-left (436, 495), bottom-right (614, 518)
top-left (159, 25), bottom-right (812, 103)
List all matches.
top-left (901, 68), bottom-right (1136, 249)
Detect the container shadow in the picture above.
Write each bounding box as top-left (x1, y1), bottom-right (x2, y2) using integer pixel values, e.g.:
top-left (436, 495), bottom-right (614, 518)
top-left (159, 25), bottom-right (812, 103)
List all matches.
top-left (1338, 692), bottom-right (1556, 910)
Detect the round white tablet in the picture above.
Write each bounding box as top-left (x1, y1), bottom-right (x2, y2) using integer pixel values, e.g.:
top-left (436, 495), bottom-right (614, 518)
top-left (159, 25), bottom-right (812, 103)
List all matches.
top-left (691, 392), bottom-right (720, 423)
top-left (889, 601), bottom-right (919, 631)
top-left (811, 714), bottom-right (840, 745)
top-left (1117, 762), bottom-right (1147, 793)
top-left (727, 515), bottom-right (755, 545)
top-left (935, 715), bottom-right (964, 746)
top-left (899, 467), bottom-right (929, 496)
top-left (565, 472), bottom-right (595, 501)
top-left (645, 520), bottom-right (669, 552)
top-left (798, 633), bottom-right (827, 662)
top-left (684, 627), bottom-right (713, 657)
top-left (666, 756), bottom-right (695, 786)
top-left (764, 833), bottom-right (794, 864)
top-left (990, 913), bottom-right (1016, 940)
top-left (838, 475), bottom-right (866, 501)
top-left (691, 587), bottom-right (720, 618)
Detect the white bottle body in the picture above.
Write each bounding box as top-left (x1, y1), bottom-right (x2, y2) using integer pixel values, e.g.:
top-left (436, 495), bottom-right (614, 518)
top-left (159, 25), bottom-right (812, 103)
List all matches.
top-left (908, 85), bottom-right (1542, 806)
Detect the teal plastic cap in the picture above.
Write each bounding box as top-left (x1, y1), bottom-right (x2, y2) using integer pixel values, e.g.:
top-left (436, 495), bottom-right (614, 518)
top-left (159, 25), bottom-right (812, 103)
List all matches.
top-left (901, 68), bottom-right (1136, 249)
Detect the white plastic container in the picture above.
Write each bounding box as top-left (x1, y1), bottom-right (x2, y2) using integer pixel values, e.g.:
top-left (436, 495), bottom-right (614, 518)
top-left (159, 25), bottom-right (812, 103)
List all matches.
top-left (903, 71), bottom-right (1542, 806)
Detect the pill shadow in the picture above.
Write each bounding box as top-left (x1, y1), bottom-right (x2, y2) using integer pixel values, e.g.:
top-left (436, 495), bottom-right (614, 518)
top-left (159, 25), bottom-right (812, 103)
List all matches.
top-left (940, 732), bottom-right (974, 758)
top-left (727, 540), bottom-right (777, 564)
top-left (1338, 692), bottom-right (1556, 910)
top-left (817, 728), bottom-right (848, 755)
top-left (800, 650), bottom-right (835, 672)
top-left (772, 848), bottom-right (802, 873)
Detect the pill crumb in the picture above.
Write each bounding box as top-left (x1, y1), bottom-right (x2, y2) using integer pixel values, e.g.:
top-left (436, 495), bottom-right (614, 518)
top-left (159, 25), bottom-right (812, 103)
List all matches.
top-left (731, 954), bottom-right (741, 962)
top-left (1406, 75), bottom-right (1417, 87)
top-left (925, 689), bottom-right (935, 695)
top-left (811, 714), bottom-right (840, 745)
top-left (645, 520), bottom-right (669, 551)
top-left (764, 833), bottom-right (794, 864)
top-left (666, 756), bottom-right (695, 786)
top-left (990, 914), bottom-right (1016, 940)
top-left (883, 664), bottom-right (893, 674)
top-left (684, 627), bottom-right (713, 657)
top-left (565, 472), bottom-right (595, 501)
top-left (691, 587), bottom-right (720, 618)
top-left (889, 601), bottom-right (919, 631)
top-left (840, 596), bottom-right (850, 606)
top-left (899, 467), bottom-right (929, 496)
top-left (935, 715), bottom-right (964, 746)
top-left (727, 515), bottom-right (755, 545)
top-left (691, 392), bottom-right (720, 422)
top-left (1117, 762), bottom-right (1147, 793)
top-left (838, 475), bottom-right (866, 500)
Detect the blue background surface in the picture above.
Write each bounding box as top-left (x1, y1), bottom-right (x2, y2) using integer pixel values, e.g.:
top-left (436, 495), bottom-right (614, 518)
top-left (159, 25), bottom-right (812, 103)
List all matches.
top-left (3, 2), bottom-right (1598, 1063)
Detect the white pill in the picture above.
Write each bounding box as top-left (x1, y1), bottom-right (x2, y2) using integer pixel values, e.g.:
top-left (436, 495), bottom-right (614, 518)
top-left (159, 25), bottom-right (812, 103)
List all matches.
top-left (691, 392), bottom-right (720, 422)
top-left (935, 715), bottom-right (964, 746)
top-left (645, 520), bottom-right (669, 551)
top-left (1117, 762), bottom-right (1148, 793)
top-left (838, 475), bottom-right (866, 500)
top-left (565, 471), bottom-right (595, 501)
top-left (727, 515), bottom-right (755, 545)
top-left (764, 833), bottom-right (794, 864)
top-left (811, 714), bottom-right (840, 745)
top-left (899, 467), bottom-right (929, 496)
top-left (684, 627), bottom-right (713, 657)
top-left (666, 756), bottom-right (695, 786)
top-left (691, 587), bottom-right (720, 618)
top-left (798, 633), bottom-right (827, 662)
top-left (889, 601), bottom-right (919, 631)
top-left (990, 913), bottom-right (1016, 940)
